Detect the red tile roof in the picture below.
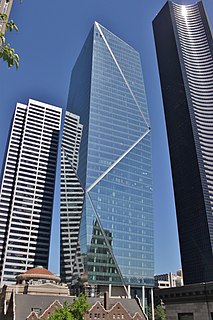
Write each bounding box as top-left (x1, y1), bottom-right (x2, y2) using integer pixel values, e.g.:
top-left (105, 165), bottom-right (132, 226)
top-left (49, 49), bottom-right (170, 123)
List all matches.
top-left (24, 266), bottom-right (54, 276)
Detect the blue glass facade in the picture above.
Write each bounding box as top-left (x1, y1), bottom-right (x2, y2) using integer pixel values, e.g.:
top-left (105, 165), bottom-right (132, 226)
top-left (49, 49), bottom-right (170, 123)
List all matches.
top-left (66, 22), bottom-right (154, 287)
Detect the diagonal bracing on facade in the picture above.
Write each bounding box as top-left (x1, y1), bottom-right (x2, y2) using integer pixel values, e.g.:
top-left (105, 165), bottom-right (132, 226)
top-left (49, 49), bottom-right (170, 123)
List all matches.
top-left (95, 22), bottom-right (150, 129)
top-left (86, 129), bottom-right (150, 193)
top-left (61, 21), bottom-right (154, 291)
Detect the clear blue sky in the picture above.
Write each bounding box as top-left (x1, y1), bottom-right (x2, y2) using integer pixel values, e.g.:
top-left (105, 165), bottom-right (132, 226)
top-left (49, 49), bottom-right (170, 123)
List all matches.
top-left (0, 0), bottom-right (213, 276)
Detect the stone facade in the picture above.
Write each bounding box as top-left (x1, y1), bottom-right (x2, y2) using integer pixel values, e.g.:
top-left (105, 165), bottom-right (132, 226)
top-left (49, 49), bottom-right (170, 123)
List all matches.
top-left (155, 282), bottom-right (213, 320)
top-left (165, 301), bottom-right (213, 320)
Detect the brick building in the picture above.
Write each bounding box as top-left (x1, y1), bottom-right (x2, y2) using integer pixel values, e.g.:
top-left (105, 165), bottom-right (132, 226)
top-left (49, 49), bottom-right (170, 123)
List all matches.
top-left (0, 267), bottom-right (147, 320)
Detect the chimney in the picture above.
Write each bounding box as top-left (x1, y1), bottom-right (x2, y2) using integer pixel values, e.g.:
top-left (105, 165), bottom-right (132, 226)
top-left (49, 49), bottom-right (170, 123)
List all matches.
top-left (104, 291), bottom-right (109, 310)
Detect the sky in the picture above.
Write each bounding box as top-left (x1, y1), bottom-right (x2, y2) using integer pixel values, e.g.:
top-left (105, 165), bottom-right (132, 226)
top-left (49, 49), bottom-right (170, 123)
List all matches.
top-left (0, 0), bottom-right (213, 276)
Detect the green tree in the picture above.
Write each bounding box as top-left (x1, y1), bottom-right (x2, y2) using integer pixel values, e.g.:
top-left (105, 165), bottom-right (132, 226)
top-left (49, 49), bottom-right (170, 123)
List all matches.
top-left (70, 293), bottom-right (90, 320)
top-left (0, 13), bottom-right (19, 68)
top-left (155, 304), bottom-right (166, 320)
top-left (47, 293), bottom-right (90, 320)
top-left (147, 304), bottom-right (166, 320)
top-left (47, 302), bottom-right (74, 320)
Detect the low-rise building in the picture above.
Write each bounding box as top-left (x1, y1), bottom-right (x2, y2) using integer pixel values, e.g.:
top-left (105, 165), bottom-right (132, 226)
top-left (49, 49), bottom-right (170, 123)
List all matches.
top-left (155, 282), bottom-right (213, 320)
top-left (154, 269), bottom-right (183, 289)
top-left (0, 266), bottom-right (147, 320)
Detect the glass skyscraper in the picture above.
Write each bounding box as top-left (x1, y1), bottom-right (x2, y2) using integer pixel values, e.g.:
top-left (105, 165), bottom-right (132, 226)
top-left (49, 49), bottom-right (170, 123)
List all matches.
top-left (61, 22), bottom-right (154, 297)
top-left (153, 1), bottom-right (213, 284)
top-left (0, 99), bottom-right (61, 286)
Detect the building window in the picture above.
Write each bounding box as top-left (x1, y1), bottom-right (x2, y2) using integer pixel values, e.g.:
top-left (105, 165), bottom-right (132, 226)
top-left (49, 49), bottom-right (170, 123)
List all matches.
top-left (178, 313), bottom-right (194, 320)
top-left (31, 307), bottom-right (41, 314)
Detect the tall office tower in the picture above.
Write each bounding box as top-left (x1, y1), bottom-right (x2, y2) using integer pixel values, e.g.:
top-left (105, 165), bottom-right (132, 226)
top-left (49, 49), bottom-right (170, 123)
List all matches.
top-left (0, 99), bottom-right (61, 286)
top-left (0, 0), bottom-right (14, 33)
top-left (153, 1), bottom-right (213, 284)
top-left (60, 112), bottom-right (84, 284)
top-left (61, 22), bottom-right (154, 302)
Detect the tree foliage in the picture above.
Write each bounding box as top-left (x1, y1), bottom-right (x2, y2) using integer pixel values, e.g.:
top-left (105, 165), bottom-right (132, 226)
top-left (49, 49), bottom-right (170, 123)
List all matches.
top-left (47, 294), bottom-right (90, 320)
top-left (155, 304), bottom-right (166, 320)
top-left (46, 302), bottom-right (74, 320)
top-left (147, 304), bottom-right (166, 320)
top-left (0, 12), bottom-right (19, 68)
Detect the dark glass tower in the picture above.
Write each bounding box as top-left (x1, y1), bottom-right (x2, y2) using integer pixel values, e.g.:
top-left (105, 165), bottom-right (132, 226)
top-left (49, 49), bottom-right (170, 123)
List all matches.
top-left (153, 1), bottom-right (213, 284)
top-left (61, 22), bottom-right (154, 296)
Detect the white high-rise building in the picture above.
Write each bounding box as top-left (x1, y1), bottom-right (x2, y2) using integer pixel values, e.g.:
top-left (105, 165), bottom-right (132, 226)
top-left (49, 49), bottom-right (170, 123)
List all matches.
top-left (0, 99), bottom-right (62, 286)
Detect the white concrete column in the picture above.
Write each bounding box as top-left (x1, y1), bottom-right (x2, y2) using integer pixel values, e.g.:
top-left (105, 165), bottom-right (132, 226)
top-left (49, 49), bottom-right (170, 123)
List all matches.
top-left (127, 285), bottom-right (131, 299)
top-left (109, 284), bottom-right (112, 298)
top-left (142, 286), bottom-right (145, 311)
top-left (151, 288), bottom-right (155, 320)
